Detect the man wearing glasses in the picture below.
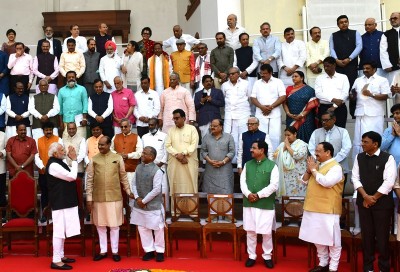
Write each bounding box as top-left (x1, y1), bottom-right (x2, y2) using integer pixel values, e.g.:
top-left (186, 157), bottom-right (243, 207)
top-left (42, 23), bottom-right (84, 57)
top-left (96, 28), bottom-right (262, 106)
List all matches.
top-left (221, 67), bottom-right (251, 163)
top-left (111, 118), bottom-right (143, 183)
top-left (380, 12), bottom-right (400, 103)
top-left (237, 116), bottom-right (273, 175)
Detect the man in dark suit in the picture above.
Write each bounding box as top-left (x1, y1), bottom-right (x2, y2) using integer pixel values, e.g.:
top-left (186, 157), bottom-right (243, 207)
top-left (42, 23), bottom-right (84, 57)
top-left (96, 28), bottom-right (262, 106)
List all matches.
top-left (194, 75), bottom-right (225, 138)
top-left (37, 26), bottom-right (62, 62)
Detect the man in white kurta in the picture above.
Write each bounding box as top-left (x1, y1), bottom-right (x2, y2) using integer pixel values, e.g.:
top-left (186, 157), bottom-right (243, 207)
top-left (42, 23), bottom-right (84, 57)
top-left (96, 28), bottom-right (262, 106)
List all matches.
top-left (165, 109), bottom-right (199, 214)
top-left (99, 41), bottom-right (121, 93)
top-left (251, 64), bottom-right (286, 152)
top-left (306, 27), bottom-right (329, 88)
top-left (130, 146), bottom-right (165, 262)
top-left (277, 28), bottom-right (307, 88)
top-left (299, 142), bottom-right (344, 272)
top-left (221, 67), bottom-right (251, 163)
top-left (240, 140), bottom-right (278, 268)
top-left (351, 63), bottom-right (390, 160)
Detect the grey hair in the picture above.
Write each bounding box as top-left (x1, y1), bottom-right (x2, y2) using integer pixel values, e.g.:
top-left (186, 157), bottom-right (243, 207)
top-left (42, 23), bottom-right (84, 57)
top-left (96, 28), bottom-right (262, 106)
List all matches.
top-left (120, 118), bottom-right (131, 125)
top-left (144, 146), bottom-right (157, 158)
top-left (248, 116), bottom-right (259, 123)
top-left (39, 79), bottom-right (49, 85)
top-left (170, 72), bottom-right (180, 82)
top-left (48, 142), bottom-right (61, 157)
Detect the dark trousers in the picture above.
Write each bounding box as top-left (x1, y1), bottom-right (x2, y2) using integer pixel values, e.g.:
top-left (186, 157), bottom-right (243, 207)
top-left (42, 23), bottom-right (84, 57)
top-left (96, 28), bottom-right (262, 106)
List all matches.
top-left (359, 206), bottom-right (392, 272)
top-left (38, 174), bottom-right (48, 211)
top-left (137, 126), bottom-right (149, 138)
top-left (336, 65), bottom-right (358, 118)
top-left (318, 103), bottom-right (348, 128)
top-left (0, 173), bottom-right (6, 217)
top-left (10, 75), bottom-right (30, 95)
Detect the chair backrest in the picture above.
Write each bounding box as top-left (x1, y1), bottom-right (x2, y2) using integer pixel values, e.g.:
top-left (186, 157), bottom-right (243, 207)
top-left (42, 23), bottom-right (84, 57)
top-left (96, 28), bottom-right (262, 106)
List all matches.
top-left (173, 193), bottom-right (199, 221)
top-left (207, 194), bottom-right (234, 221)
top-left (281, 196), bottom-right (304, 225)
top-left (8, 170), bottom-right (37, 218)
top-left (341, 198), bottom-right (350, 231)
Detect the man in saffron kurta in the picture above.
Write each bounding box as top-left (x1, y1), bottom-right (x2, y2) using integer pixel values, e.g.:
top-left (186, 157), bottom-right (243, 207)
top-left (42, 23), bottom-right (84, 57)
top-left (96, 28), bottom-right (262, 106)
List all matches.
top-left (34, 121), bottom-right (63, 221)
top-left (165, 109), bottom-right (199, 214)
top-left (240, 140), bottom-right (278, 269)
top-left (158, 73), bottom-right (196, 133)
top-left (170, 39), bottom-right (195, 93)
top-left (86, 136), bottom-right (134, 262)
top-left (84, 124), bottom-right (103, 165)
top-left (299, 142), bottom-right (344, 272)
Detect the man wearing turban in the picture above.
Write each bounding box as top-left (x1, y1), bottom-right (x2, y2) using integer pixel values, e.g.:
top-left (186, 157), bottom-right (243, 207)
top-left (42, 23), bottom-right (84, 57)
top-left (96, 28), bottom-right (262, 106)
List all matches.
top-left (99, 41), bottom-right (121, 93)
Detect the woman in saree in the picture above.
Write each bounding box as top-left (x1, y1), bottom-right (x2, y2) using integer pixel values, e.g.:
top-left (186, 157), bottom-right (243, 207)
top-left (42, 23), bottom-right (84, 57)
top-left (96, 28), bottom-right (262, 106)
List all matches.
top-left (283, 71), bottom-right (319, 143)
top-left (274, 126), bottom-right (308, 197)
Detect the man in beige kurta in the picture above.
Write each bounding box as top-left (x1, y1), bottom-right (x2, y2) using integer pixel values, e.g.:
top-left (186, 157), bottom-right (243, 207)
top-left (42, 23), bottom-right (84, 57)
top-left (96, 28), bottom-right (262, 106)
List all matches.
top-left (165, 109), bottom-right (199, 214)
top-left (86, 136), bottom-right (134, 262)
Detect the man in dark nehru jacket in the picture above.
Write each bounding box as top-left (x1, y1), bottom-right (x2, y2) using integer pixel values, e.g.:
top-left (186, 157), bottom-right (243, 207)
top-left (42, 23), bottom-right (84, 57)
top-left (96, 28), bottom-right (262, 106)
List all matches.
top-left (46, 143), bottom-right (80, 270)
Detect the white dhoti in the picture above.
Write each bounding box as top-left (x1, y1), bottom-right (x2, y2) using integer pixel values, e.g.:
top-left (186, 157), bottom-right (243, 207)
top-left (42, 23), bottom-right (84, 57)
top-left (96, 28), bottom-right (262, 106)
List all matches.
top-left (257, 116), bottom-right (281, 152)
top-left (130, 206), bottom-right (165, 253)
top-left (52, 206), bottom-right (80, 263)
top-left (352, 115), bottom-right (384, 160)
top-left (243, 207), bottom-right (275, 260)
top-left (299, 211), bottom-right (341, 271)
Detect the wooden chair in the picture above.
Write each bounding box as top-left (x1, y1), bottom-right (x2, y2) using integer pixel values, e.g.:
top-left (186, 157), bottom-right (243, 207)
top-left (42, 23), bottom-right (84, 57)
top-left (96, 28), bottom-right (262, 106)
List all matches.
top-left (91, 187), bottom-right (132, 256)
top-left (0, 171), bottom-right (39, 258)
top-left (168, 193), bottom-right (202, 257)
top-left (308, 198), bottom-right (354, 270)
top-left (135, 193), bottom-right (169, 257)
top-left (273, 196), bottom-right (304, 264)
top-left (202, 194), bottom-right (237, 260)
top-left (45, 177), bottom-right (86, 257)
top-left (236, 225), bottom-right (247, 261)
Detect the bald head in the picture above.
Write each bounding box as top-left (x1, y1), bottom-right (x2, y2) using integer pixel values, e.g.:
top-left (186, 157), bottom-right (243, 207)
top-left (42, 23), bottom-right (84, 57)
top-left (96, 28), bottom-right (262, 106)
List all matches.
top-left (390, 12), bottom-right (400, 28)
top-left (173, 25), bottom-right (182, 38)
top-left (364, 18), bottom-right (377, 33)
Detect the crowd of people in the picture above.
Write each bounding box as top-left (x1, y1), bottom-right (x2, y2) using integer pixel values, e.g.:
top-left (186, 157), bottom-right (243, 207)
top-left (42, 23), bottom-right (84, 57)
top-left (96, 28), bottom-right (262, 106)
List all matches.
top-left (0, 11), bottom-right (400, 272)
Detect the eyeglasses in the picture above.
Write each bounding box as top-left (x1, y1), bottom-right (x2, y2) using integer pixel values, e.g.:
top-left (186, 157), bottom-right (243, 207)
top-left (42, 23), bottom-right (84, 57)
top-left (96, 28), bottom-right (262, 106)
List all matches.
top-left (390, 17), bottom-right (398, 20)
top-left (229, 72), bottom-right (238, 75)
top-left (247, 122), bottom-right (258, 126)
top-left (142, 32), bottom-right (150, 35)
top-left (321, 118), bottom-right (332, 123)
top-left (120, 125), bottom-right (129, 128)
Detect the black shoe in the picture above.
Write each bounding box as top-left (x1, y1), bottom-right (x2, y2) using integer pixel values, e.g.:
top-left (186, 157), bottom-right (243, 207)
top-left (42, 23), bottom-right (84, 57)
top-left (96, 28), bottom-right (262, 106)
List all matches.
top-left (61, 257), bottom-right (76, 263)
top-left (156, 252), bottom-right (164, 262)
top-left (50, 262), bottom-right (72, 270)
top-left (309, 265), bottom-right (329, 272)
top-left (40, 215), bottom-right (47, 223)
top-left (264, 259), bottom-right (274, 269)
top-left (142, 251), bottom-right (155, 261)
top-left (245, 258), bottom-right (256, 267)
top-left (112, 254), bottom-right (121, 262)
top-left (1, 217), bottom-right (6, 224)
top-left (93, 253), bottom-right (107, 261)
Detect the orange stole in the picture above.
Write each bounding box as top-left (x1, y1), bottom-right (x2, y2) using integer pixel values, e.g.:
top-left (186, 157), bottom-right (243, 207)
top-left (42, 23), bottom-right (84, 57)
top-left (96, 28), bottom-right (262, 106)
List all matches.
top-left (113, 133), bottom-right (139, 172)
top-left (38, 135), bottom-right (60, 174)
top-left (149, 54), bottom-right (170, 90)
